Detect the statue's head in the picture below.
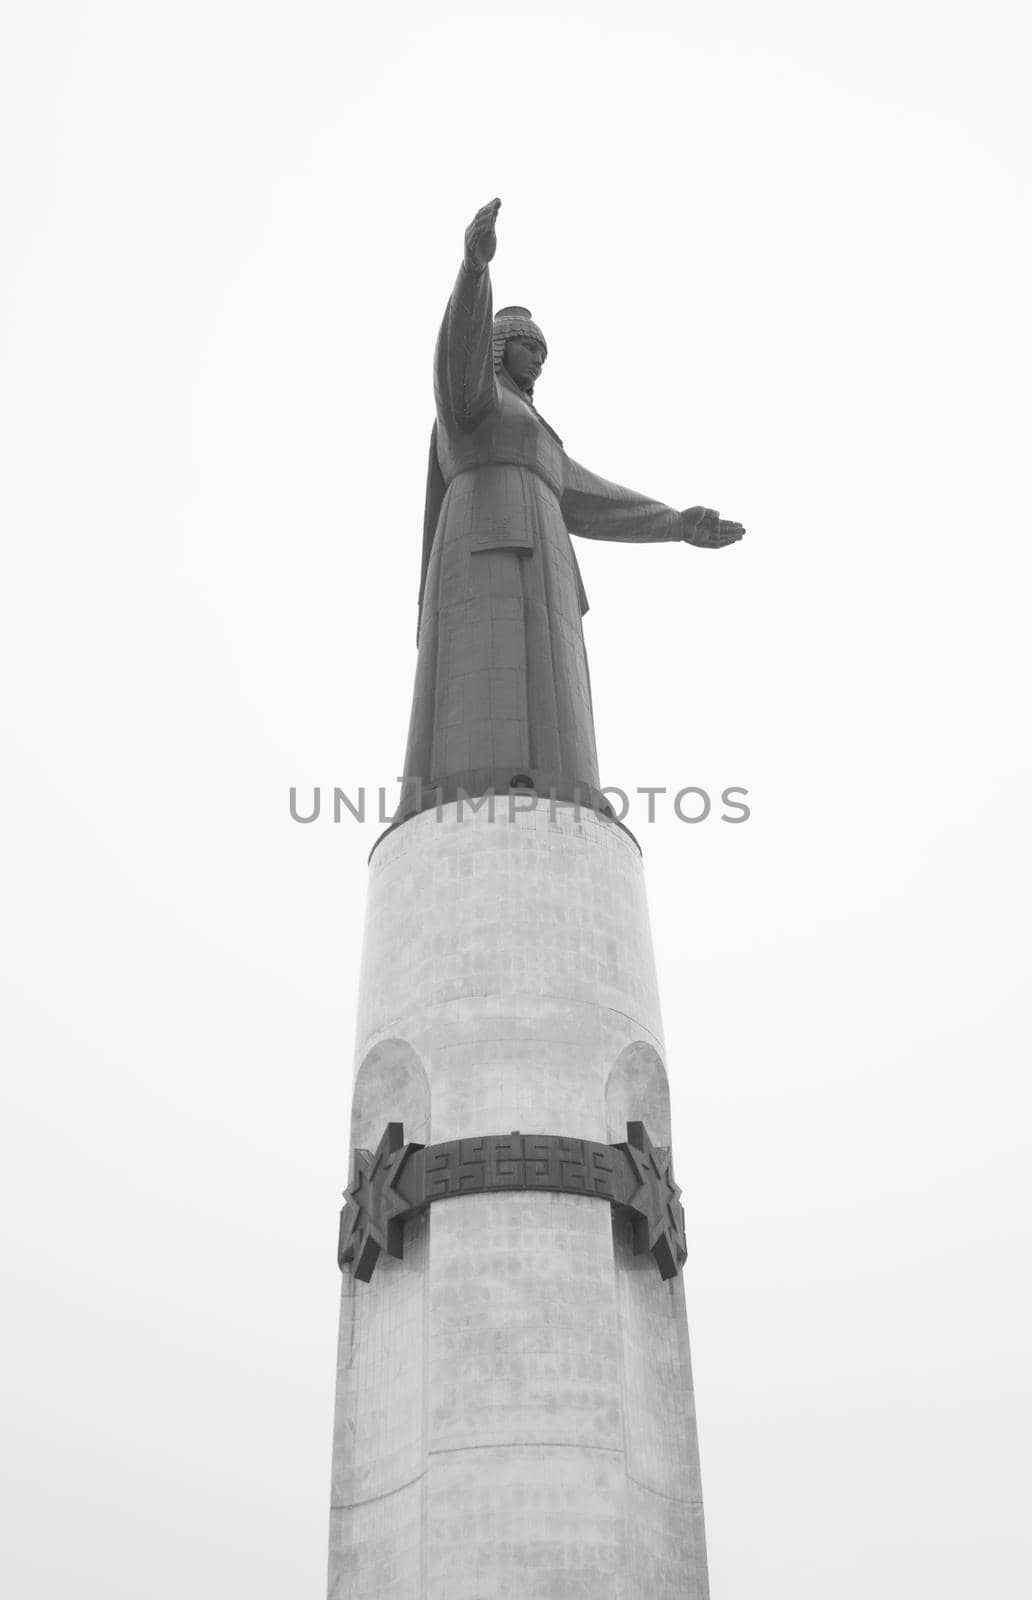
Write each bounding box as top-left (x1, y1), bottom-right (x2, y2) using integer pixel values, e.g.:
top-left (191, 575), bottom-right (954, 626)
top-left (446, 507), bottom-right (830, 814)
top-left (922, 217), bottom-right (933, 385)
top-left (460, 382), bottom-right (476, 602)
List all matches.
top-left (493, 305), bottom-right (547, 396)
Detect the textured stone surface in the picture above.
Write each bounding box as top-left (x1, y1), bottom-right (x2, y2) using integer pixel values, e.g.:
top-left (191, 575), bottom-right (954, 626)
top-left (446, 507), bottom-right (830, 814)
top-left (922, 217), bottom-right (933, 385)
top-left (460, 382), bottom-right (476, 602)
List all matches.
top-left (328, 801), bottom-right (708, 1598)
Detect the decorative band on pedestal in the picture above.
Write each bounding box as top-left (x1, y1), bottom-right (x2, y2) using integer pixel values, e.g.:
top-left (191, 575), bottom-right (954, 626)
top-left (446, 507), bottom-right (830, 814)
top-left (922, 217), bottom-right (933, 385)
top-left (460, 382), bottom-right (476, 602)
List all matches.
top-left (338, 1121), bottom-right (687, 1283)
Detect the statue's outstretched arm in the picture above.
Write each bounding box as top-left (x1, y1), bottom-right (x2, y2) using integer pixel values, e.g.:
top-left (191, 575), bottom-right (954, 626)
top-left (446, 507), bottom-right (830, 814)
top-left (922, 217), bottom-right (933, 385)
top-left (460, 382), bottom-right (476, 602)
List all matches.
top-left (433, 198), bottom-right (501, 434)
top-left (562, 457), bottom-right (745, 548)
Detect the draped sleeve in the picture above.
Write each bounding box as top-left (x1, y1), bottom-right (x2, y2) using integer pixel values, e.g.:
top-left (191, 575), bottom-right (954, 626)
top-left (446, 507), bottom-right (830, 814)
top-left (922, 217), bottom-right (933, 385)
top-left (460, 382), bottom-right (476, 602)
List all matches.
top-left (434, 260), bottom-right (498, 434)
top-left (561, 456), bottom-right (686, 543)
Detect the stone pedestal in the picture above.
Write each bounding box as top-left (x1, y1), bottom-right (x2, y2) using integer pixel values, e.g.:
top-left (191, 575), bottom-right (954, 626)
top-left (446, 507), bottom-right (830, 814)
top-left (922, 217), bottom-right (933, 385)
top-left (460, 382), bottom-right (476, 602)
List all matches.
top-left (328, 799), bottom-right (708, 1600)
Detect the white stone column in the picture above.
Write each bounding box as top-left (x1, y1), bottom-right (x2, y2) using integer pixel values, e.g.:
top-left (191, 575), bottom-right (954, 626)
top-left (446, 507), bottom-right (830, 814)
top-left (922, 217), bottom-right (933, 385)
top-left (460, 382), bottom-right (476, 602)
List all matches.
top-left (328, 799), bottom-right (708, 1600)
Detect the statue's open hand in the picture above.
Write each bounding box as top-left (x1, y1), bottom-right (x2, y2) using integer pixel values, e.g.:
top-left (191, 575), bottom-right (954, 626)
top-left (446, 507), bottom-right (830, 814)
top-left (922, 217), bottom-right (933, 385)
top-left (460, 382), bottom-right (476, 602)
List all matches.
top-left (464, 197), bottom-right (501, 271)
top-left (682, 507), bottom-right (746, 548)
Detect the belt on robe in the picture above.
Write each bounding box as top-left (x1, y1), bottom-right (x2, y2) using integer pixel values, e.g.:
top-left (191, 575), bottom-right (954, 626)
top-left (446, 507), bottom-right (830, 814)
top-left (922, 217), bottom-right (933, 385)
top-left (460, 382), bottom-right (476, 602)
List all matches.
top-left (445, 456), bottom-right (564, 502)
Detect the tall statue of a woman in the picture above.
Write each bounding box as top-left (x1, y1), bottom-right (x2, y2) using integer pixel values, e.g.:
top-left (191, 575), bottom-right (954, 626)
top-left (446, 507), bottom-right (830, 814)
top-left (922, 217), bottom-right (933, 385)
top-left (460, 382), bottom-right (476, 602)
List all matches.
top-left (400, 197), bottom-right (744, 819)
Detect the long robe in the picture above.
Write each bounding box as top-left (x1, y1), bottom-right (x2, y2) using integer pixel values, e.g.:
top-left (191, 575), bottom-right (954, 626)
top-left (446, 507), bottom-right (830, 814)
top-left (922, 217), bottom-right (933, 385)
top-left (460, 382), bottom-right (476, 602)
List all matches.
top-left (400, 259), bottom-right (687, 818)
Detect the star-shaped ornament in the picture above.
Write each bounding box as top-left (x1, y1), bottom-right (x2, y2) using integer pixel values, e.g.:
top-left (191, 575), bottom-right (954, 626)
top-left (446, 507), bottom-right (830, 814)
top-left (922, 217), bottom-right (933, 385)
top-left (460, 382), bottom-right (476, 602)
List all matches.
top-left (338, 1122), bottom-right (423, 1282)
top-left (620, 1120), bottom-right (688, 1280)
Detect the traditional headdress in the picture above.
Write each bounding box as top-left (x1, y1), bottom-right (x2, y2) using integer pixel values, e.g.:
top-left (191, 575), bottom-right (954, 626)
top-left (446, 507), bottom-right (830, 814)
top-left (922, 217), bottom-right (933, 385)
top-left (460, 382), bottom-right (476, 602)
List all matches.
top-left (492, 305), bottom-right (548, 372)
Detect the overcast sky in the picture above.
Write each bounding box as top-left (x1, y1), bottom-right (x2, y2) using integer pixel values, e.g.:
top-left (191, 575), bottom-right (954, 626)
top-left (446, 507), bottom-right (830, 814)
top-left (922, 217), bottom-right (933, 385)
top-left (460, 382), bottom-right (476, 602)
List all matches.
top-left (2, 2), bottom-right (1030, 1596)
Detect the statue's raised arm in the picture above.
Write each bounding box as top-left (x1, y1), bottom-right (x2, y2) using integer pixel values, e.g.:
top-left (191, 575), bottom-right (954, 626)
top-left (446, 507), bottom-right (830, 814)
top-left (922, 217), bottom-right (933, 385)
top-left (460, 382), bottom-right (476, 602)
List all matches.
top-left (401, 197), bottom-right (747, 822)
top-left (433, 199), bottom-right (502, 437)
top-left (464, 196), bottom-right (500, 272)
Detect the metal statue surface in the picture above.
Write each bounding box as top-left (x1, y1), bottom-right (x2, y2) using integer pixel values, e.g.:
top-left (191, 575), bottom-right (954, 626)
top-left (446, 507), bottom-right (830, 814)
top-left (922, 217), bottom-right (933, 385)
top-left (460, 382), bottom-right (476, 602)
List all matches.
top-left (400, 197), bottom-right (744, 819)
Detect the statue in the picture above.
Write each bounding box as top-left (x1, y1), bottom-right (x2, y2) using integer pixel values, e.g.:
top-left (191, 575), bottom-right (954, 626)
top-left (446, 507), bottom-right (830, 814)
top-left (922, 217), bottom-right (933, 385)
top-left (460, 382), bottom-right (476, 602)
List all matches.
top-left (400, 197), bottom-right (744, 820)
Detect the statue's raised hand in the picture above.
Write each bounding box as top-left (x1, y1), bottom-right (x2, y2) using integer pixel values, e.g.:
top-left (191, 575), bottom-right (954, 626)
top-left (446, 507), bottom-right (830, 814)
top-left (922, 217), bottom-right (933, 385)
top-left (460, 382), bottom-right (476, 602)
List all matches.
top-left (464, 197), bottom-right (501, 272)
top-left (683, 506), bottom-right (746, 548)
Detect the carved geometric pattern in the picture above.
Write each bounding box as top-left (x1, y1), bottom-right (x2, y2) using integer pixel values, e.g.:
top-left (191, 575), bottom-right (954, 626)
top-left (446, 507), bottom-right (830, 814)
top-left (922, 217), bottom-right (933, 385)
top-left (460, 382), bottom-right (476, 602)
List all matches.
top-left (337, 1121), bottom-right (424, 1283)
top-left (338, 1122), bottom-right (685, 1283)
top-left (423, 1133), bottom-right (620, 1199)
top-left (617, 1119), bottom-right (688, 1281)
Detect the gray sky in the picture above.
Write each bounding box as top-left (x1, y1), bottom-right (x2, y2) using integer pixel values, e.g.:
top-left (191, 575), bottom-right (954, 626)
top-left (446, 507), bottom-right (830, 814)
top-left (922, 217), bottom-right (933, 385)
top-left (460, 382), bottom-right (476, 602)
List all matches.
top-left (2, 2), bottom-right (1030, 1595)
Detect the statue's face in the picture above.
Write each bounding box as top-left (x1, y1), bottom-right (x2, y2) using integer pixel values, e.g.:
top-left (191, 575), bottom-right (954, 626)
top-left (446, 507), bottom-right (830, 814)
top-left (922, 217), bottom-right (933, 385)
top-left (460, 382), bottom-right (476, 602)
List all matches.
top-left (503, 336), bottom-right (546, 392)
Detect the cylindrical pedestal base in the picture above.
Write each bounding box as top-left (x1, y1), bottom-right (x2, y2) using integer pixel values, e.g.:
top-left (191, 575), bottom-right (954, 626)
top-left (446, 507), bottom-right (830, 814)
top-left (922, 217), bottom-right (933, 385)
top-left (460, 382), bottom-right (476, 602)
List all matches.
top-left (328, 800), bottom-right (708, 1600)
